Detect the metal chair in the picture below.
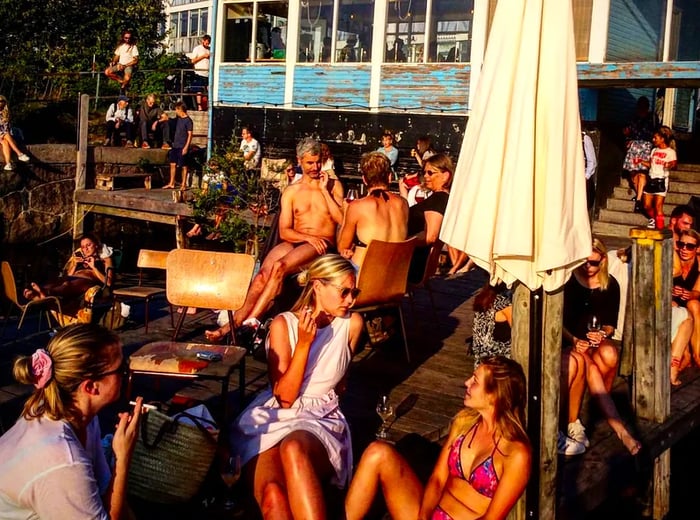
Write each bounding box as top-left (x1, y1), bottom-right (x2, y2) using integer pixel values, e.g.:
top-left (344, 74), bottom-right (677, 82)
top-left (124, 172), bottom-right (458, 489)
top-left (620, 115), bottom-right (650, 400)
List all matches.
top-left (111, 249), bottom-right (174, 332)
top-left (166, 249), bottom-right (256, 342)
top-left (353, 237), bottom-right (418, 362)
top-left (1, 261), bottom-right (63, 334)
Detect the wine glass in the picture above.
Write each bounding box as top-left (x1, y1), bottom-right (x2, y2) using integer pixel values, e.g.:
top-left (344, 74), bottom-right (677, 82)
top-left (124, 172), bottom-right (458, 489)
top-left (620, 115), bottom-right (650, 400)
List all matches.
top-left (587, 315), bottom-right (601, 346)
top-left (220, 454), bottom-right (242, 510)
top-left (376, 395), bottom-right (395, 439)
top-left (345, 188), bottom-right (359, 204)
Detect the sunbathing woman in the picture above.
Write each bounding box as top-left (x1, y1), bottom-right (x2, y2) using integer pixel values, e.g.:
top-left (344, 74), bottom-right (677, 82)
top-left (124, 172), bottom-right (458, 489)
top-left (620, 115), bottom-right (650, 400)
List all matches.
top-left (345, 356), bottom-right (531, 520)
top-left (231, 254), bottom-right (364, 520)
top-left (24, 233), bottom-right (114, 301)
top-left (337, 151), bottom-right (408, 270)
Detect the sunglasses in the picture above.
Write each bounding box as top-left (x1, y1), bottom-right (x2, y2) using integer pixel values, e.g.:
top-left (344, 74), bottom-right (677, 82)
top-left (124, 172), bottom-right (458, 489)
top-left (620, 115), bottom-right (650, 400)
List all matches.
top-left (325, 282), bottom-right (360, 300)
top-left (95, 359), bottom-right (128, 379)
top-left (585, 259), bottom-right (602, 267)
top-left (677, 241), bottom-right (698, 251)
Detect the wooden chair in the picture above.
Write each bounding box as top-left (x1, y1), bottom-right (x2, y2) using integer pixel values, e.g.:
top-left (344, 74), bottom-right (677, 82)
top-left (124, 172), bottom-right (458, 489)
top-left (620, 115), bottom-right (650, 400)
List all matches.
top-left (167, 249), bottom-right (256, 342)
top-left (353, 237), bottom-right (418, 362)
top-left (1, 261), bottom-right (63, 333)
top-left (407, 240), bottom-right (443, 327)
top-left (111, 249), bottom-right (174, 333)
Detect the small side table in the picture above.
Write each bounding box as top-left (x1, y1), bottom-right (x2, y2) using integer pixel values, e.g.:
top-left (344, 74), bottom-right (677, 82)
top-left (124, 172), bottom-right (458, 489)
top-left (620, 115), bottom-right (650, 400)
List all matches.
top-left (126, 341), bottom-right (247, 423)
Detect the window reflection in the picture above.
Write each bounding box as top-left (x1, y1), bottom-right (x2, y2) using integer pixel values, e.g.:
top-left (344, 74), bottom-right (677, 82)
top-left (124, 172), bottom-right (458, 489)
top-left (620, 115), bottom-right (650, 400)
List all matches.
top-left (335, 1), bottom-right (373, 63)
top-left (385, 0), bottom-right (473, 63)
top-left (223, 1), bottom-right (288, 62)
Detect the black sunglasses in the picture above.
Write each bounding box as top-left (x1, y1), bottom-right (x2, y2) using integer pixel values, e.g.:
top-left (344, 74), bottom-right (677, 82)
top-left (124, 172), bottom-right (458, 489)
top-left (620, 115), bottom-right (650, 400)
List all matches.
top-left (585, 259), bottom-right (602, 267)
top-left (677, 241), bottom-right (698, 251)
top-left (95, 359), bottom-right (128, 379)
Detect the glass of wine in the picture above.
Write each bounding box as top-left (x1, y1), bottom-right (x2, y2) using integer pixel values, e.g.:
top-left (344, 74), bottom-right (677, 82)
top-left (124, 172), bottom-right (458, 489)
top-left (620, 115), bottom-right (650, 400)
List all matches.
top-left (220, 454), bottom-right (242, 510)
top-left (587, 315), bottom-right (601, 346)
top-left (376, 395), bottom-right (395, 440)
top-left (345, 188), bottom-right (359, 204)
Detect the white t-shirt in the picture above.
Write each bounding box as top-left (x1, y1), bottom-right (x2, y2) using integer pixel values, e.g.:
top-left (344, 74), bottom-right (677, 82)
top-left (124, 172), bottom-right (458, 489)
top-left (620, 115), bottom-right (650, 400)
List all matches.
top-left (240, 138), bottom-right (261, 169)
top-left (648, 147), bottom-right (677, 179)
top-left (0, 416), bottom-right (111, 520)
top-left (190, 44), bottom-right (210, 77)
top-left (114, 43), bottom-right (139, 66)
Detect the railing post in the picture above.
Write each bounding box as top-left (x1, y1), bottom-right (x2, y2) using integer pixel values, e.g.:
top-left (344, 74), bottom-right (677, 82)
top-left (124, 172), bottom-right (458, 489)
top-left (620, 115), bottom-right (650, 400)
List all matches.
top-left (73, 93), bottom-right (90, 240)
top-left (629, 227), bottom-right (672, 519)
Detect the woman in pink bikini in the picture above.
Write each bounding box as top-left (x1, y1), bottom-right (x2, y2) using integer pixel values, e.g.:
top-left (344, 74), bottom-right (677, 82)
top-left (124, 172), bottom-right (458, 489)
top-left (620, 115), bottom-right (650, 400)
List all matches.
top-left (345, 356), bottom-right (531, 520)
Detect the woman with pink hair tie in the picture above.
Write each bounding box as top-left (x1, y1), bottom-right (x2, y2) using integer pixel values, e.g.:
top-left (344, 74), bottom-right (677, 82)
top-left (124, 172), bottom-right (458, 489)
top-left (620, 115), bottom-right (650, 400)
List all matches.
top-left (0, 324), bottom-right (144, 519)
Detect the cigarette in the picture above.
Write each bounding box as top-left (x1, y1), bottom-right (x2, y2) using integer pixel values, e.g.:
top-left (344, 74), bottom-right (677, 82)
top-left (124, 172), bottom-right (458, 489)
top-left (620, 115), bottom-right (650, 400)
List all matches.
top-left (129, 400), bottom-right (156, 411)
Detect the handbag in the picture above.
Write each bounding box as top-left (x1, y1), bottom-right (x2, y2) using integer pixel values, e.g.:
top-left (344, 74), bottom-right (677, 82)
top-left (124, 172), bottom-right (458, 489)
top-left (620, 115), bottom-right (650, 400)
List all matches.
top-left (645, 177), bottom-right (666, 194)
top-left (127, 408), bottom-right (219, 503)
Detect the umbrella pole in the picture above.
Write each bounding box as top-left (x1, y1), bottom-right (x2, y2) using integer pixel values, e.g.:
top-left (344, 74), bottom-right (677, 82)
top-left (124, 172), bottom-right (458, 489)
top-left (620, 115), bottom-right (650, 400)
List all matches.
top-left (511, 284), bottom-right (563, 520)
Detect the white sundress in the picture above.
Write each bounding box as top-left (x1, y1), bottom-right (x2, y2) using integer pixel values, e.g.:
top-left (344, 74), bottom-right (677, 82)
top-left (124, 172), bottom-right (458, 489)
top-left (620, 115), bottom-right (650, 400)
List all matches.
top-left (231, 312), bottom-right (354, 487)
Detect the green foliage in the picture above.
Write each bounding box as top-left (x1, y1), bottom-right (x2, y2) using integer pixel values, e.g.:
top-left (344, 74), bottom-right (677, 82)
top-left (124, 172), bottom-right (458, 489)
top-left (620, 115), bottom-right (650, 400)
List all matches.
top-left (188, 134), bottom-right (279, 253)
top-left (0, 0), bottom-right (166, 102)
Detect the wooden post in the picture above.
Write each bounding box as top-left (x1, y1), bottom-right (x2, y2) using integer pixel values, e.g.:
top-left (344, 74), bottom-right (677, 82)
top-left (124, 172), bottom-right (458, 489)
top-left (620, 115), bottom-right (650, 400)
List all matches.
top-left (510, 284), bottom-right (562, 520)
top-left (629, 228), bottom-right (672, 520)
top-left (73, 93), bottom-right (90, 240)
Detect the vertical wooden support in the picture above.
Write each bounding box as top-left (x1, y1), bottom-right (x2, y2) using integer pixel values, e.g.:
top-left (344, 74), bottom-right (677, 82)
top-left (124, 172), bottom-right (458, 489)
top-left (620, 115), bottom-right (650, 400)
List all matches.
top-left (510, 284), bottom-right (562, 520)
top-left (629, 228), bottom-right (672, 520)
top-left (73, 93), bottom-right (90, 240)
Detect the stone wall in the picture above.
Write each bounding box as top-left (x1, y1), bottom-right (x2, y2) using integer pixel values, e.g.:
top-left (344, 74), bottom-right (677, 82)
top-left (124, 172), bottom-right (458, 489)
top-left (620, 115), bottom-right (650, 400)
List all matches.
top-left (0, 145), bottom-right (171, 245)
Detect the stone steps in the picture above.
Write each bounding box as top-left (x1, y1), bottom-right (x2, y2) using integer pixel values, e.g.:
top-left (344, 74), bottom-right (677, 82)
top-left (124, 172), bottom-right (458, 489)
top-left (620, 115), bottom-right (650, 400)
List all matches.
top-left (592, 162), bottom-right (700, 239)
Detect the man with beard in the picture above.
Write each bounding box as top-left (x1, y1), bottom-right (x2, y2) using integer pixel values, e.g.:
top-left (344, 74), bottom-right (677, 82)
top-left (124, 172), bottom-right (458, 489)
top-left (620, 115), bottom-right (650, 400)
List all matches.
top-left (225, 138), bottom-right (344, 341)
top-left (669, 204), bottom-right (695, 247)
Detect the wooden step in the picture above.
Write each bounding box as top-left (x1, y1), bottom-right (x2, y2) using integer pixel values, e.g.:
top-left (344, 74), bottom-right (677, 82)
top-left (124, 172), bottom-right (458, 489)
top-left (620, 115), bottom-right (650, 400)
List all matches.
top-left (606, 198), bottom-right (683, 216)
top-left (592, 220), bottom-right (651, 238)
top-left (95, 172), bottom-right (152, 191)
top-left (612, 186), bottom-right (698, 206)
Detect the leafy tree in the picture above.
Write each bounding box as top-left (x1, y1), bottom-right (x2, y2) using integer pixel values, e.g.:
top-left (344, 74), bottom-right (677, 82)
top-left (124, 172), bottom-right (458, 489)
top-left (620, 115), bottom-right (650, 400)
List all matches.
top-left (0, 0), bottom-right (167, 101)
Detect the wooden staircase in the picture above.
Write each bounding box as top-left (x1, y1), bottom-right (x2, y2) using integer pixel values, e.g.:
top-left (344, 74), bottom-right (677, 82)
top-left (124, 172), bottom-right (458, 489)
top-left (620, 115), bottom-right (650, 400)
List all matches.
top-left (593, 163), bottom-right (700, 240)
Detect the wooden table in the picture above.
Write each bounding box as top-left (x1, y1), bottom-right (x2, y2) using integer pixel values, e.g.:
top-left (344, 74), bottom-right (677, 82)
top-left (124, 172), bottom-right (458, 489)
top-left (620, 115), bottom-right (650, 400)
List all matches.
top-left (126, 341), bottom-right (247, 422)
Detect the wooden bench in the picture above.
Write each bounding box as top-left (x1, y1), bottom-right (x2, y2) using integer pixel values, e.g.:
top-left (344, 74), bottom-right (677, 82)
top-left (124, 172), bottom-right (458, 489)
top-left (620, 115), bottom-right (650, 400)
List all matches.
top-left (96, 172), bottom-right (152, 191)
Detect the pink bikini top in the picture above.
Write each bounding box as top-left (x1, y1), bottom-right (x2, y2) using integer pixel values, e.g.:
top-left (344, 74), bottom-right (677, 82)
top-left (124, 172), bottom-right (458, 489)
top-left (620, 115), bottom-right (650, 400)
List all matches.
top-left (447, 421), bottom-right (501, 498)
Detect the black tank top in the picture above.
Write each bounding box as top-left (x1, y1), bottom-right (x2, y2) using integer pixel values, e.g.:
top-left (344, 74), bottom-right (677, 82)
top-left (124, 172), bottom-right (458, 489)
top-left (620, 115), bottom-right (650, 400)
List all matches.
top-left (673, 258), bottom-right (699, 307)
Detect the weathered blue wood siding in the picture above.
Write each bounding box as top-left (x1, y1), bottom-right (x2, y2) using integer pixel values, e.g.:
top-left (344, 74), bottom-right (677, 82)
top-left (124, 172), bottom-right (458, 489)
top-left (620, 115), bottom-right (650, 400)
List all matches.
top-left (218, 64), bottom-right (286, 106)
top-left (379, 65), bottom-right (470, 113)
top-left (292, 66), bottom-right (371, 109)
top-left (607, 0), bottom-right (664, 62)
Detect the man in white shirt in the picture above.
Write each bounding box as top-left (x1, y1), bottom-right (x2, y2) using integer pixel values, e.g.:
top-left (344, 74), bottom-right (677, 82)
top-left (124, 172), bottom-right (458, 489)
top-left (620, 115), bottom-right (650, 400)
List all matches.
top-left (104, 31), bottom-right (139, 92)
top-left (240, 127), bottom-right (261, 170)
top-left (189, 35), bottom-right (211, 111)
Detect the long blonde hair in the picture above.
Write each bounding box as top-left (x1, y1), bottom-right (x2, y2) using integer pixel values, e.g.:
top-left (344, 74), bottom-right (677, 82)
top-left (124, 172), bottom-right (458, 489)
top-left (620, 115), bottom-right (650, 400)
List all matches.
top-left (451, 356), bottom-right (529, 445)
top-left (291, 254), bottom-right (356, 312)
top-left (592, 237), bottom-right (610, 290)
top-left (13, 324), bottom-right (120, 423)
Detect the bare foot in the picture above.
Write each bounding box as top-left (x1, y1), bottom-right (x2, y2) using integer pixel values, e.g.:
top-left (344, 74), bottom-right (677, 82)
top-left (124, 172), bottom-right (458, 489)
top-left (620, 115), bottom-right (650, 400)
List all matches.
top-left (177, 307), bottom-right (198, 315)
top-left (186, 224), bottom-right (202, 238)
top-left (205, 328), bottom-right (226, 343)
top-left (162, 184), bottom-right (175, 189)
top-left (618, 430), bottom-right (642, 455)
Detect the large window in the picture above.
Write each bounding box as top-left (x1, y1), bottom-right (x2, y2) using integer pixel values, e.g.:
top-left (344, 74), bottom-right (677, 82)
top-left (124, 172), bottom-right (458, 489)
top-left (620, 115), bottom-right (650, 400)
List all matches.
top-left (169, 7), bottom-right (209, 54)
top-left (386, 0), bottom-right (472, 63)
top-left (223, 1), bottom-right (289, 62)
top-left (295, 0), bottom-right (374, 64)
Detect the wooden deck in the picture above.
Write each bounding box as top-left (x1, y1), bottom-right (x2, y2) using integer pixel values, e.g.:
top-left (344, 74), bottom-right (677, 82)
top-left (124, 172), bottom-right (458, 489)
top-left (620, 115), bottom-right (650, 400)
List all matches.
top-left (3, 236), bottom-right (700, 519)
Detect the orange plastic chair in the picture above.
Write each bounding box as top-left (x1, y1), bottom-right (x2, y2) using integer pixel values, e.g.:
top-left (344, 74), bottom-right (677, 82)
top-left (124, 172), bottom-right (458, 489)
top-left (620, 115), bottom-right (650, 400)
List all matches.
top-left (353, 237), bottom-right (418, 362)
top-left (166, 249), bottom-right (256, 342)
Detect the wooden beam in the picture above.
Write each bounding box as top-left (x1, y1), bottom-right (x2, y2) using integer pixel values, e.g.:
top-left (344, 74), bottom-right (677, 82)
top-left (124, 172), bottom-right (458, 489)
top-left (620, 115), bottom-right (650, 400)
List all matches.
top-left (72, 93), bottom-right (89, 240)
top-left (577, 61), bottom-right (700, 88)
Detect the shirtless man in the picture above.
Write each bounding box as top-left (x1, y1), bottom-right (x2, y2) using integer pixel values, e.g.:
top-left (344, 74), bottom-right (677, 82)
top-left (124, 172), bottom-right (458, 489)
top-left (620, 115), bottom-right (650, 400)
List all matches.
top-left (223, 138), bottom-right (344, 340)
top-left (337, 152), bottom-right (408, 270)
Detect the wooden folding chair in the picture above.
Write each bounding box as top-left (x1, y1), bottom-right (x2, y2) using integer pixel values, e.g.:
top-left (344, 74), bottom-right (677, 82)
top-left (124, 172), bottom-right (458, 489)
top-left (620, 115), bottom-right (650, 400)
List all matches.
top-left (353, 237), bottom-right (418, 362)
top-left (1, 261), bottom-right (63, 334)
top-left (111, 249), bottom-right (174, 332)
top-left (166, 249), bottom-right (256, 342)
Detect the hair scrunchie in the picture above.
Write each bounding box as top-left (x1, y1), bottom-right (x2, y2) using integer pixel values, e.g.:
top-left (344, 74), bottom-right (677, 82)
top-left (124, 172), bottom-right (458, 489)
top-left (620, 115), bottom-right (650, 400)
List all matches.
top-left (31, 349), bottom-right (53, 389)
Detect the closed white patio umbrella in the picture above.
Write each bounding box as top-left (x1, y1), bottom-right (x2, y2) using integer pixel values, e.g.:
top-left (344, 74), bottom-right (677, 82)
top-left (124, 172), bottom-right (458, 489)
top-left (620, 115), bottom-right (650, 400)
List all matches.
top-left (440, 0), bottom-right (592, 292)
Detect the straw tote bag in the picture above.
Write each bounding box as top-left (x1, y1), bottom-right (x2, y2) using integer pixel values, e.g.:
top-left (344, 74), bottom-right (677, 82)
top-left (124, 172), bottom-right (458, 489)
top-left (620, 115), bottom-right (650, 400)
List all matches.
top-left (127, 409), bottom-right (219, 503)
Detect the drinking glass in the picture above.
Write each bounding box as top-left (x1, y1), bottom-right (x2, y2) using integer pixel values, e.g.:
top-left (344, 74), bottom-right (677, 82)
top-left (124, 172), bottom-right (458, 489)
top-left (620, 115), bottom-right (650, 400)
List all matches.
top-left (346, 188), bottom-right (359, 204)
top-left (220, 454), bottom-right (242, 510)
top-left (376, 395), bottom-right (394, 439)
top-left (587, 315), bottom-right (601, 346)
